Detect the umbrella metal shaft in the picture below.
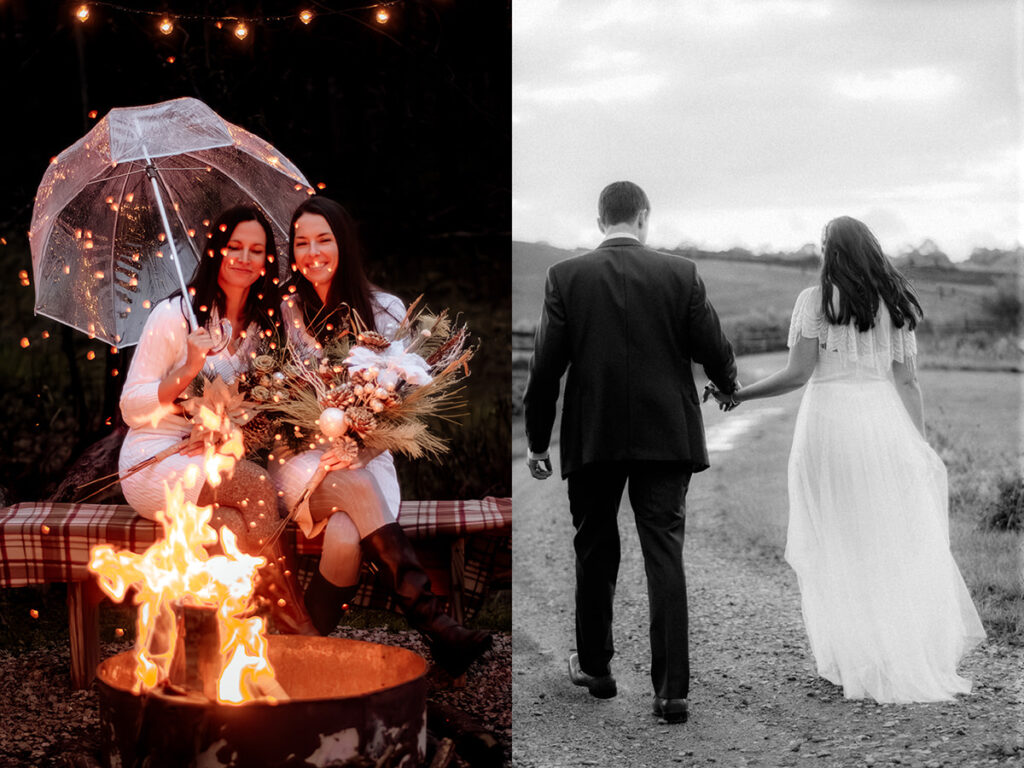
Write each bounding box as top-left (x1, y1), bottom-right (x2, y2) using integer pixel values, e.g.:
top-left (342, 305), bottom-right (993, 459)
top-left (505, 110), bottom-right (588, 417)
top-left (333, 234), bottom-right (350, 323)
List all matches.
top-left (143, 148), bottom-right (198, 330)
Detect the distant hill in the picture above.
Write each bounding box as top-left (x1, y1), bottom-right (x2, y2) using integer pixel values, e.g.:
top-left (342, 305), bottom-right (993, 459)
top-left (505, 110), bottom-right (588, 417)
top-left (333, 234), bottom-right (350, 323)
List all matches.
top-left (512, 241), bottom-right (586, 330)
top-left (513, 241), bottom-right (818, 331)
top-left (513, 240), bottom-right (1004, 334)
top-left (963, 247), bottom-right (1022, 273)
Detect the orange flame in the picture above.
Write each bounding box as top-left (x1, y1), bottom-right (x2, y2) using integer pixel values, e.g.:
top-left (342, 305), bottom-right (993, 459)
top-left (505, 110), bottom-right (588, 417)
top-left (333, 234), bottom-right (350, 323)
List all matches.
top-left (89, 484), bottom-right (278, 703)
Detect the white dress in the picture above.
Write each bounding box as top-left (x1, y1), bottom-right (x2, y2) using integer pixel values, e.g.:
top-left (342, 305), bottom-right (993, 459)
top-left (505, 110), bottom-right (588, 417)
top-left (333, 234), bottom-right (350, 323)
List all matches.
top-left (785, 286), bottom-right (986, 703)
top-left (119, 297), bottom-right (260, 518)
top-left (269, 291), bottom-right (406, 540)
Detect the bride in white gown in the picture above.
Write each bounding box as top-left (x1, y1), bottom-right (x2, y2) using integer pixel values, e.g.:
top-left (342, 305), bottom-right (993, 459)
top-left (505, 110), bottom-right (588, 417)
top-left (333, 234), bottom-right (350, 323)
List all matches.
top-left (707, 216), bottom-right (986, 703)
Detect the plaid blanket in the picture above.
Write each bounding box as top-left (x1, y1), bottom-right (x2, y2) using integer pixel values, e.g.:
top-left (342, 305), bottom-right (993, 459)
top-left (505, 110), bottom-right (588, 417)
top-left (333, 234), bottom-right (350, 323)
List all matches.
top-left (0, 497), bottom-right (511, 616)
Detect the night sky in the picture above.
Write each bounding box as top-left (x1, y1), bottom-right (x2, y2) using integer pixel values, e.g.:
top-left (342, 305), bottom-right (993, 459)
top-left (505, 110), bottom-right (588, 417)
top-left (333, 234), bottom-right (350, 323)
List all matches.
top-left (0, 0), bottom-right (510, 499)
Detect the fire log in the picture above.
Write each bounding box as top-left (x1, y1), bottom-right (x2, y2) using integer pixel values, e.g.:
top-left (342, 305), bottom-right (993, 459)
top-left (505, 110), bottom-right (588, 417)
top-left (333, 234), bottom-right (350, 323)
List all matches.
top-left (428, 701), bottom-right (504, 767)
top-left (169, 604), bottom-right (220, 701)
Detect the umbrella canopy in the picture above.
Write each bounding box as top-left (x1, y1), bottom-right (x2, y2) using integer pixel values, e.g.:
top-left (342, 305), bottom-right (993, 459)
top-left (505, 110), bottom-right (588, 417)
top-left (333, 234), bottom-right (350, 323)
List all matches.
top-left (30, 97), bottom-right (313, 348)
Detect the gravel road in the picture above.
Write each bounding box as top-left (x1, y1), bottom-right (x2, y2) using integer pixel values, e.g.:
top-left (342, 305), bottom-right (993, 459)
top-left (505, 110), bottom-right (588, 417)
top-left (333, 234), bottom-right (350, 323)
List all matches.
top-left (511, 360), bottom-right (1023, 768)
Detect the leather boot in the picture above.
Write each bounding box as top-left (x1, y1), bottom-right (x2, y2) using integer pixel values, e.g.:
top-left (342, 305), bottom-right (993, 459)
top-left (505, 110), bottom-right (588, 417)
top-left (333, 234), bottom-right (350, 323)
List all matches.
top-left (256, 539), bottom-right (318, 636)
top-left (361, 523), bottom-right (492, 677)
top-left (304, 569), bottom-right (359, 636)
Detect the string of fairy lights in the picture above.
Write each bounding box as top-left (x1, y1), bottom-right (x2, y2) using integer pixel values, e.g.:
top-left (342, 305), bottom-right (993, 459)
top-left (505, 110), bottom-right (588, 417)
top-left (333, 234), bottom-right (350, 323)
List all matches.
top-left (8, 3), bottom-right (407, 356)
top-left (72, 2), bottom-right (401, 39)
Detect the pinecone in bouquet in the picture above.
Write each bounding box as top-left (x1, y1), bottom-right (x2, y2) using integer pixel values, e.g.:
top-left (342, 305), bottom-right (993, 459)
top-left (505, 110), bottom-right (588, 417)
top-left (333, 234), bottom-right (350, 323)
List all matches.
top-left (226, 338), bottom-right (295, 457)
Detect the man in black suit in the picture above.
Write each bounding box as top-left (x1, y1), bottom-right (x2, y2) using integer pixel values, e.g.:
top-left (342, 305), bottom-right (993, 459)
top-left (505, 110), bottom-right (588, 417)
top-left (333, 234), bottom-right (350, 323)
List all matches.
top-left (523, 181), bottom-right (739, 724)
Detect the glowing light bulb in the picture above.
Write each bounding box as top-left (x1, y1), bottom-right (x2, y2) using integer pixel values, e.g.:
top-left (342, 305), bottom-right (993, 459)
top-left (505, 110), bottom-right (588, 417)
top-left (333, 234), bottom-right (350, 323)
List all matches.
top-left (159, 17), bottom-right (173, 35)
top-left (75, 5), bottom-right (89, 22)
top-left (88, 110), bottom-right (98, 119)
top-left (300, 10), bottom-right (313, 24)
top-left (234, 21), bottom-right (249, 40)
top-left (375, 6), bottom-right (390, 23)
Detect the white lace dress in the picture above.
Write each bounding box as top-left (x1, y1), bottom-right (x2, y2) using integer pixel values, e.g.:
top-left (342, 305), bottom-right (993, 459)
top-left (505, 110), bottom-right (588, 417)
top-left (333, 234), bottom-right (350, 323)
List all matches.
top-left (785, 286), bottom-right (986, 703)
top-left (119, 297), bottom-right (260, 518)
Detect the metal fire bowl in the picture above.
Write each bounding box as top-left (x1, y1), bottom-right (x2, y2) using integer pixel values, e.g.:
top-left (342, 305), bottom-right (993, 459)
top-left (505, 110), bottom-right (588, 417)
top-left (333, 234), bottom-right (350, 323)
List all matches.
top-left (96, 635), bottom-right (429, 768)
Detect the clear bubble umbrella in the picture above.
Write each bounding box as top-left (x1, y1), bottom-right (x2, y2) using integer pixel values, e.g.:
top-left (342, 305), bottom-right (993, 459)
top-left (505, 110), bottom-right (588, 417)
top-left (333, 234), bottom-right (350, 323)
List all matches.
top-left (29, 97), bottom-right (314, 348)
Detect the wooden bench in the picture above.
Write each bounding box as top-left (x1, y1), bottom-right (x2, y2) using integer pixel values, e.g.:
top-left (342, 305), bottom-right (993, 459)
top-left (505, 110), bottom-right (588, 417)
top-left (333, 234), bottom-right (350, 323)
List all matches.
top-left (0, 497), bottom-right (510, 688)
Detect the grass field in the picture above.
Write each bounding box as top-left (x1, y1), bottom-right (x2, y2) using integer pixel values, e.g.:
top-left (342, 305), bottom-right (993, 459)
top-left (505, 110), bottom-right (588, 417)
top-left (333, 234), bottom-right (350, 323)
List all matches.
top-left (925, 368), bottom-right (1022, 638)
top-left (514, 240), bottom-right (1006, 334)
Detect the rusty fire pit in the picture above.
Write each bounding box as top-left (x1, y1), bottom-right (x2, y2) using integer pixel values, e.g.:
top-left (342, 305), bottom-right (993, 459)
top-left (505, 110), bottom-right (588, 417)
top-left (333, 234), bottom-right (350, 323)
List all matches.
top-left (96, 635), bottom-right (428, 768)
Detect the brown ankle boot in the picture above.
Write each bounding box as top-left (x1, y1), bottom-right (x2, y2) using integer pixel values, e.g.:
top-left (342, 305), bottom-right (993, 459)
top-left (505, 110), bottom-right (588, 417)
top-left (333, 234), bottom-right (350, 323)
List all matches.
top-left (256, 539), bottom-right (318, 636)
top-left (361, 523), bottom-right (492, 676)
top-left (303, 570), bottom-right (359, 636)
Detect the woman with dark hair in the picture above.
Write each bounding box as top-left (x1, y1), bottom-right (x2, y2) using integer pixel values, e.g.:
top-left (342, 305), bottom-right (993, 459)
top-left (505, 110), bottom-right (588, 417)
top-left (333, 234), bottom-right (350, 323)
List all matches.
top-left (271, 196), bottom-right (492, 676)
top-left (707, 215), bottom-right (985, 702)
top-left (119, 204), bottom-right (316, 634)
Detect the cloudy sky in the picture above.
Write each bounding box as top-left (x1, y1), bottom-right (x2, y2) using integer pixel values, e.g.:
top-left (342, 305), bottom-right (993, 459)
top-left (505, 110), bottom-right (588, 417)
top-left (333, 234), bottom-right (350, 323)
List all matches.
top-left (513, 0), bottom-right (1021, 260)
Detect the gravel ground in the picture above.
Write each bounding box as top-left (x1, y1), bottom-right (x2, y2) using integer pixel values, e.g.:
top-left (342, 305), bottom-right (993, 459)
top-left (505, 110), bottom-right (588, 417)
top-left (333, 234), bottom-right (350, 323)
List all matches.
top-left (511, 402), bottom-right (1024, 768)
top-left (0, 623), bottom-right (510, 767)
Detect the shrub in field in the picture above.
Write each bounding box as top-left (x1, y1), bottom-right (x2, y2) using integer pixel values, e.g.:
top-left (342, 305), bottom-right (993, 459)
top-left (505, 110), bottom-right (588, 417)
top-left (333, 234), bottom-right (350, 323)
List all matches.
top-left (981, 287), bottom-right (1022, 332)
top-left (985, 473), bottom-right (1024, 531)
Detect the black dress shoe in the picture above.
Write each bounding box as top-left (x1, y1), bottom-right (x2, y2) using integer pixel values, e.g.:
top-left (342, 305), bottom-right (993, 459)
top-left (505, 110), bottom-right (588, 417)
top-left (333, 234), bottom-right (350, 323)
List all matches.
top-left (568, 653), bottom-right (617, 699)
top-left (653, 697), bottom-right (688, 723)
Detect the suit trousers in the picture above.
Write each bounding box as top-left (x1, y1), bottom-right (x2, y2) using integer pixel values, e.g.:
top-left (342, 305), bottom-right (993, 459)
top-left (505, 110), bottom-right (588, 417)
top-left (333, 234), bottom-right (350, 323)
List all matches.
top-left (568, 460), bottom-right (692, 699)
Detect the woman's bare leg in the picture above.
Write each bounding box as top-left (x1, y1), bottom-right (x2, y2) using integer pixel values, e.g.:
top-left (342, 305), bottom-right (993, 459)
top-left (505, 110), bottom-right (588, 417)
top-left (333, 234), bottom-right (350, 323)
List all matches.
top-left (303, 513), bottom-right (363, 635)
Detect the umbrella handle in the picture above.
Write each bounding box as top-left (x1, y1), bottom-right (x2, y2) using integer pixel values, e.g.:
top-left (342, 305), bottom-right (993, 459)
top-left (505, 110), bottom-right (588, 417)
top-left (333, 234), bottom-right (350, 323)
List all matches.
top-left (208, 319), bottom-right (233, 355)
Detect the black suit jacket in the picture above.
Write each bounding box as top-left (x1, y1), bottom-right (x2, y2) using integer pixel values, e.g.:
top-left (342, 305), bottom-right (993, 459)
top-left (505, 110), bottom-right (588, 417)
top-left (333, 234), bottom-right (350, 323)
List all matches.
top-left (523, 237), bottom-right (738, 477)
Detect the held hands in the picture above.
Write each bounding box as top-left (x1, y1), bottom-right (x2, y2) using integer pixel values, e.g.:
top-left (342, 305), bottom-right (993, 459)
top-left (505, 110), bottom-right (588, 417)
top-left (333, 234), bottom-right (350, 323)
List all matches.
top-left (703, 382), bottom-right (741, 412)
top-left (527, 452), bottom-right (553, 480)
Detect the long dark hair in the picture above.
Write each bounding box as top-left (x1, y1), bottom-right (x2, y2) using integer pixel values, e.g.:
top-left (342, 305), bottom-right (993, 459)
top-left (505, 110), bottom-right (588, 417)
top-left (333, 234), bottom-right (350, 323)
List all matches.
top-left (173, 205), bottom-right (280, 337)
top-left (820, 216), bottom-right (922, 332)
top-left (285, 196), bottom-right (377, 340)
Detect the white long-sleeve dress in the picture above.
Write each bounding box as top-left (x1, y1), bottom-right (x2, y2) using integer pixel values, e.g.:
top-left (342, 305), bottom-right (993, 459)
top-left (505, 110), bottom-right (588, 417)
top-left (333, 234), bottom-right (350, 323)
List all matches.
top-left (785, 286), bottom-right (986, 702)
top-left (269, 291), bottom-right (405, 544)
top-left (118, 296), bottom-right (260, 518)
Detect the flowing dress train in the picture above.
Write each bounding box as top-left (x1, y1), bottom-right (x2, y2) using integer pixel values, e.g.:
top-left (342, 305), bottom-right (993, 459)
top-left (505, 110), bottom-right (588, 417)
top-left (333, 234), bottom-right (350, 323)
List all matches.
top-left (785, 286), bottom-right (986, 703)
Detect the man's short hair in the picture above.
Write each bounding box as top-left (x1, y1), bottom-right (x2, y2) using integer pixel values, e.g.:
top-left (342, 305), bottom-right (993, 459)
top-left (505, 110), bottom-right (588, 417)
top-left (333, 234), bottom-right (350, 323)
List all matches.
top-left (598, 181), bottom-right (650, 226)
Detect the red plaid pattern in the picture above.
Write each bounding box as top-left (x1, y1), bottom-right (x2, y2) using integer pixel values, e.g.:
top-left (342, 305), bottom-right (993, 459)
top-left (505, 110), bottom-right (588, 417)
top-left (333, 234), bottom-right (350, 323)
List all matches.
top-left (0, 496), bottom-right (511, 589)
top-left (294, 496), bottom-right (512, 554)
top-left (0, 503), bottom-right (161, 589)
